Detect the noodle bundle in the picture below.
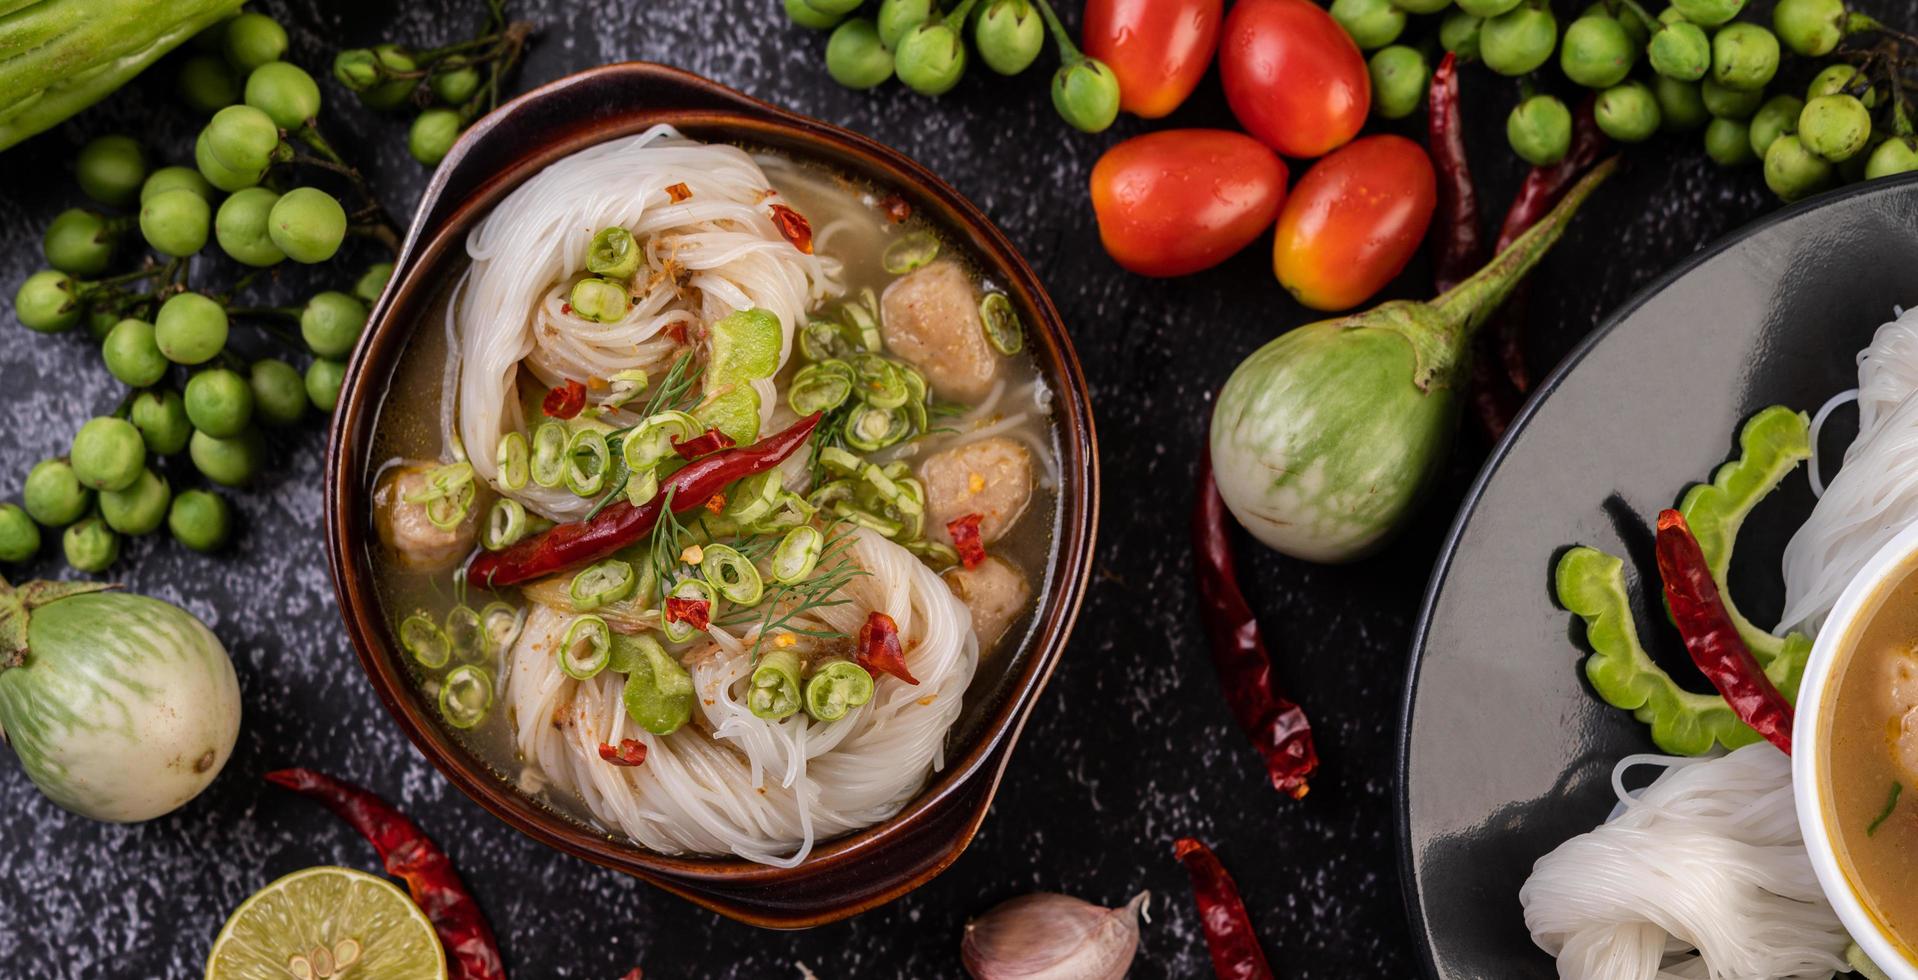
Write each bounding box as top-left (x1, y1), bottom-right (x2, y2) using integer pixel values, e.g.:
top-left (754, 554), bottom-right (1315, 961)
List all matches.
top-left (449, 124), bottom-right (843, 522)
top-left (502, 529), bottom-right (978, 866)
top-left (1520, 744), bottom-right (1849, 979)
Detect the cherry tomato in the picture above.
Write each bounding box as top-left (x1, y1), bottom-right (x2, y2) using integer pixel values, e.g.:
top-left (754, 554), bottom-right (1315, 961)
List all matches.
top-left (1220, 0), bottom-right (1370, 158)
top-left (1083, 0), bottom-right (1223, 119)
top-left (1090, 129), bottom-right (1288, 278)
top-left (1272, 134), bottom-right (1436, 311)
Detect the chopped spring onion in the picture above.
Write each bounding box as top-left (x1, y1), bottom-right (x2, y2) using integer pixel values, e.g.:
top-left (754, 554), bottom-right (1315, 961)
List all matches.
top-left (569, 558), bottom-right (638, 610)
top-left (834, 500), bottom-right (905, 537)
top-left (800, 317), bottom-right (851, 361)
top-left (700, 544), bottom-right (764, 605)
top-left (480, 601), bottom-right (524, 654)
top-left (842, 289), bottom-right (882, 351)
top-left (979, 291), bottom-right (1026, 356)
top-left (818, 446), bottom-right (863, 476)
top-left (564, 429), bottom-right (611, 497)
top-left (854, 354), bottom-right (909, 410)
top-left (904, 538), bottom-right (960, 569)
top-left (882, 230), bottom-right (940, 274)
top-left (790, 361), bottom-right (854, 415)
top-left (616, 633), bottom-right (695, 734)
top-left (559, 615), bottom-right (613, 679)
top-left (859, 462), bottom-right (921, 516)
top-left (809, 479), bottom-right (855, 511)
top-left (750, 491), bottom-right (818, 533)
top-left (586, 226), bottom-right (641, 280)
top-left (747, 648), bottom-right (803, 720)
top-left (439, 664), bottom-right (493, 729)
top-left (723, 472), bottom-right (782, 525)
top-left (569, 276), bottom-right (630, 323)
top-left (772, 525), bottom-right (825, 584)
top-left (844, 403), bottom-right (910, 451)
top-left (661, 578), bottom-right (717, 644)
top-left (604, 368), bottom-right (650, 408)
top-left (445, 604), bottom-right (485, 662)
top-left (901, 367), bottom-right (930, 432)
top-left (803, 660), bottom-right (875, 722)
top-left (622, 410), bottom-right (701, 472)
top-left (625, 466), bottom-right (660, 506)
top-left (481, 498), bottom-right (528, 551)
top-left (496, 432), bottom-right (531, 490)
top-left (530, 421), bottom-right (568, 487)
top-left (404, 462), bottom-right (477, 531)
top-left (400, 612), bottom-right (451, 669)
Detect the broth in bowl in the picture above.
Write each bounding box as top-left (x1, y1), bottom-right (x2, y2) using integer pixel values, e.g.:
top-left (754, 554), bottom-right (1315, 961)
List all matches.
top-left (362, 125), bottom-right (1059, 867)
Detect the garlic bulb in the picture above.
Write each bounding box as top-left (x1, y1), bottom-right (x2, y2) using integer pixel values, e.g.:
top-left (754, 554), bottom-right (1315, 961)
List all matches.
top-left (961, 890), bottom-right (1150, 980)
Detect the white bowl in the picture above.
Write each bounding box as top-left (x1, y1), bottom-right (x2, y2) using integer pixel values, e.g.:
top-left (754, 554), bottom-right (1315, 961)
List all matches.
top-left (1793, 518), bottom-right (1918, 980)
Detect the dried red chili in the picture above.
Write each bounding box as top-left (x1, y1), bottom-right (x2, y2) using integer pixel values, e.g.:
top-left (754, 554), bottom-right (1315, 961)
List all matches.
top-left (618, 970), bottom-right (643, 980)
top-left (856, 611), bottom-right (919, 685)
top-left (664, 596), bottom-right (712, 631)
top-left (947, 513), bottom-right (986, 569)
top-left (542, 378), bottom-right (587, 419)
top-left (769, 203), bottom-right (813, 254)
top-left (1427, 53), bottom-right (1483, 295)
top-left (878, 193), bottom-right (912, 223)
top-left (469, 413), bottom-right (822, 587)
top-left (665, 182), bottom-right (691, 203)
top-left (1654, 510), bottom-right (1794, 754)
top-left (1173, 838), bottom-right (1275, 980)
top-left (598, 739), bottom-right (649, 766)
top-left (1191, 452), bottom-right (1318, 799)
top-left (264, 769), bottom-right (504, 980)
top-left (666, 322), bottom-right (689, 345)
top-left (671, 427), bottom-right (737, 460)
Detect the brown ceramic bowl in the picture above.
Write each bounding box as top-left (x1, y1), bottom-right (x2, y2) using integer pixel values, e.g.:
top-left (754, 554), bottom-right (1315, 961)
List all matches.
top-left (321, 63), bottom-right (1097, 928)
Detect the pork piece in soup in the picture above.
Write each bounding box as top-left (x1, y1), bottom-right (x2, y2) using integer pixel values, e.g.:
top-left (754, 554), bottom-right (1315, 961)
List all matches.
top-left (881, 260), bottom-right (1000, 402)
top-left (367, 128), bottom-right (1060, 869)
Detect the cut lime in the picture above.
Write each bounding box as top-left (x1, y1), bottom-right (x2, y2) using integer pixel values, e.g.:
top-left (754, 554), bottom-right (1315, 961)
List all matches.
top-left (205, 866), bottom-right (447, 979)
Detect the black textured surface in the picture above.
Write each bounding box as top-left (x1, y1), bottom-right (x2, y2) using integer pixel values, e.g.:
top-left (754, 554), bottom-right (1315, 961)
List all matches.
top-left (0, 0), bottom-right (1835, 976)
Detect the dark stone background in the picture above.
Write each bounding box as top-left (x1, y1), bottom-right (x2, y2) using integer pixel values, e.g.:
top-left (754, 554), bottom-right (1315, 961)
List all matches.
top-left (0, 0), bottom-right (1825, 976)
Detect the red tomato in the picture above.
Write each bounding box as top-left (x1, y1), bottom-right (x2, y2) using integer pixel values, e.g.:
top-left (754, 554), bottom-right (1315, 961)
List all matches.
top-left (1090, 130), bottom-right (1288, 278)
top-left (1219, 0), bottom-right (1369, 158)
top-left (1272, 135), bottom-right (1436, 311)
top-left (1083, 0), bottom-right (1223, 119)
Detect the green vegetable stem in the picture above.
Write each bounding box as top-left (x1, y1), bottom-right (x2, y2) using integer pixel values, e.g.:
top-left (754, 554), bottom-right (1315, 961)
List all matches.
top-left (1208, 157), bottom-right (1618, 563)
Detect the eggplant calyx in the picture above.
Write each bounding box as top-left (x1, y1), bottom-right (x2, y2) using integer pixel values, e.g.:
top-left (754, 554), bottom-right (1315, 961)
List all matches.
top-left (0, 577), bottom-right (118, 670)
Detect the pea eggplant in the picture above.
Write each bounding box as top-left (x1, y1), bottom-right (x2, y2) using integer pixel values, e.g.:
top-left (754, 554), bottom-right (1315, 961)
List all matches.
top-left (1209, 157), bottom-right (1616, 562)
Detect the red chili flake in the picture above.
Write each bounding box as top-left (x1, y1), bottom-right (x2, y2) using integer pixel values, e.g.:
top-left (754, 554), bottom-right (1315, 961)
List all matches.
top-left (1174, 838), bottom-right (1276, 980)
top-left (618, 971), bottom-right (643, 980)
top-left (597, 739), bottom-right (648, 767)
top-left (947, 513), bottom-right (986, 569)
top-left (542, 379), bottom-right (587, 420)
top-left (705, 493), bottom-right (726, 515)
top-left (769, 203), bottom-right (814, 254)
top-left (856, 611), bottom-right (919, 685)
top-left (672, 427), bottom-right (737, 460)
top-left (665, 182), bottom-right (691, 203)
top-left (560, 303), bottom-right (572, 315)
top-left (664, 597), bottom-right (711, 631)
top-left (666, 322), bottom-right (689, 345)
top-left (878, 193), bottom-right (912, 223)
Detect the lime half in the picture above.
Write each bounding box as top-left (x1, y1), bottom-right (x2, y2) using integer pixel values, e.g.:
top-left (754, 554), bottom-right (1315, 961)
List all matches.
top-left (206, 866), bottom-right (447, 979)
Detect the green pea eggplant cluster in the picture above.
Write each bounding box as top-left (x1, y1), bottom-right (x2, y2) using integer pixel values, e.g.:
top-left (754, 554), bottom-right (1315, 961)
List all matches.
top-left (329, 3), bottom-right (532, 167)
top-left (785, 0), bottom-right (1124, 133)
top-left (1333, 0), bottom-right (1918, 201)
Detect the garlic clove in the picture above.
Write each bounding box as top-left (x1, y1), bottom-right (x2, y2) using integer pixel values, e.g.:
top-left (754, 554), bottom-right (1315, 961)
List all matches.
top-left (960, 890), bottom-right (1151, 980)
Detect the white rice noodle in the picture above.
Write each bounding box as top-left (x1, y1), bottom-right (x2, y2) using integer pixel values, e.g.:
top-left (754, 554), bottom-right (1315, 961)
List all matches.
top-left (502, 529), bottom-right (978, 866)
top-left (1519, 744), bottom-right (1849, 980)
top-left (1780, 306), bottom-right (1918, 634)
top-left (448, 124), bottom-right (844, 522)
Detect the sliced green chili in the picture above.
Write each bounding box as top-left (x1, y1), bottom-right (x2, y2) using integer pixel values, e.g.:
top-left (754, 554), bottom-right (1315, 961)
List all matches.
top-left (904, 537), bottom-right (959, 569)
top-left (440, 664), bottom-right (493, 729)
top-left (723, 472), bottom-right (782, 525)
top-left (496, 431), bottom-right (531, 490)
top-left (605, 368), bottom-right (649, 408)
top-left (790, 361), bottom-right (854, 415)
top-left (564, 428), bottom-right (611, 497)
top-left (569, 558), bottom-right (637, 610)
top-left (804, 660), bottom-right (875, 722)
top-left (700, 544), bottom-right (764, 605)
top-left (882, 231), bottom-right (940, 274)
top-left (445, 604), bottom-right (485, 662)
top-left (842, 290), bottom-right (882, 351)
top-left (530, 421), bottom-right (568, 488)
top-left (1870, 781), bottom-right (1904, 836)
top-left (622, 410), bottom-right (700, 471)
top-left (834, 500), bottom-right (905, 537)
top-left (617, 633), bottom-right (695, 735)
top-left (587, 226), bottom-right (641, 280)
top-left (809, 479), bottom-right (855, 511)
top-left (661, 578), bottom-right (717, 643)
top-left (559, 615), bottom-right (613, 680)
top-left (844, 403), bottom-right (910, 451)
top-left (624, 466), bottom-right (660, 506)
top-left (854, 354), bottom-right (909, 410)
top-left (799, 317), bottom-right (851, 361)
top-left (480, 601), bottom-right (523, 654)
top-left (772, 526), bottom-right (824, 584)
top-left (569, 276), bottom-right (630, 323)
top-left (481, 498), bottom-right (527, 551)
top-left (979, 291), bottom-right (1025, 356)
top-left (401, 612), bottom-right (451, 669)
top-left (748, 649), bottom-right (803, 720)
top-left (404, 462), bottom-right (477, 531)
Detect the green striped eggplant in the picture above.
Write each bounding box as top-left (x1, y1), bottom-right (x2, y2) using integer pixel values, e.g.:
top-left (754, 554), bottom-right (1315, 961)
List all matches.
top-left (0, 576), bottom-right (239, 821)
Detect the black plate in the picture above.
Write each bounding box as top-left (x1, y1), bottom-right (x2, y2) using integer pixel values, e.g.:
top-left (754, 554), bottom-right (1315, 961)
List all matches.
top-left (1397, 174), bottom-right (1918, 979)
